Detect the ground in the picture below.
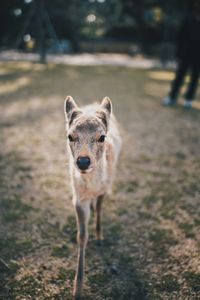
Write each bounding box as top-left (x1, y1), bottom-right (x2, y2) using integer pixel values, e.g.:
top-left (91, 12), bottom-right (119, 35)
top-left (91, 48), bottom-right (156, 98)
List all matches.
top-left (0, 61), bottom-right (200, 300)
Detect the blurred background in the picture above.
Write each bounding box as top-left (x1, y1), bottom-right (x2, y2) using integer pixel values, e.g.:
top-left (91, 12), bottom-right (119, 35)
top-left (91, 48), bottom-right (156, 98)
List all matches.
top-left (0, 0), bottom-right (191, 63)
top-left (0, 1), bottom-right (200, 299)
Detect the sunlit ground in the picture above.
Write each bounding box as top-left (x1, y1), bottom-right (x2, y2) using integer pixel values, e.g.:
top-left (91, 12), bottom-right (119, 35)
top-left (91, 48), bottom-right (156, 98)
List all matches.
top-left (0, 62), bottom-right (200, 299)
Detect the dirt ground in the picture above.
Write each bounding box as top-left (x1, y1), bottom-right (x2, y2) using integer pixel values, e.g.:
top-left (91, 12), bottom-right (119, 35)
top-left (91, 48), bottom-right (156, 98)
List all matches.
top-left (0, 61), bottom-right (200, 300)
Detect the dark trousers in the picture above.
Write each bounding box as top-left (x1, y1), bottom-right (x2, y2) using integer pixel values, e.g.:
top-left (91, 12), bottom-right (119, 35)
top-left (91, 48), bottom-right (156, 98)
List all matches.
top-left (169, 59), bottom-right (200, 101)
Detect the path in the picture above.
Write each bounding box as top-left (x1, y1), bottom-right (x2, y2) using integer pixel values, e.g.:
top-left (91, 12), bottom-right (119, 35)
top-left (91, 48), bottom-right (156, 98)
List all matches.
top-left (0, 61), bottom-right (199, 299)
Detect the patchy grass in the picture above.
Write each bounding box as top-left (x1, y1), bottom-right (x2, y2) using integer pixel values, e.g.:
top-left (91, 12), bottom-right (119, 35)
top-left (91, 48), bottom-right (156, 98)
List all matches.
top-left (0, 61), bottom-right (200, 299)
top-left (1, 196), bottom-right (33, 222)
top-left (51, 243), bottom-right (69, 257)
top-left (178, 223), bottom-right (195, 238)
top-left (149, 228), bottom-right (178, 258)
top-left (184, 272), bottom-right (200, 293)
top-left (156, 274), bottom-right (180, 292)
top-left (0, 236), bottom-right (33, 260)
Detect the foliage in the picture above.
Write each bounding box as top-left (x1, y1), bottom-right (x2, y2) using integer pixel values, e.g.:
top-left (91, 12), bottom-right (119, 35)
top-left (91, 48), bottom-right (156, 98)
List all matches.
top-left (0, 0), bottom-right (191, 50)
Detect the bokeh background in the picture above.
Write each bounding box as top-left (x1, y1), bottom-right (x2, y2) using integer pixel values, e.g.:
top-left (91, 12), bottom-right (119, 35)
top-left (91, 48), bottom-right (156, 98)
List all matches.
top-left (0, 1), bottom-right (200, 299)
top-left (0, 0), bottom-right (192, 62)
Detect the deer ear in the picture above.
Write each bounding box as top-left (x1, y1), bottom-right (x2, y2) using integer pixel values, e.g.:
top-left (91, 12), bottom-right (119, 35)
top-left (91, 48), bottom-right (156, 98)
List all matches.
top-left (64, 96), bottom-right (82, 125)
top-left (100, 96), bottom-right (112, 116)
top-left (96, 97), bottom-right (112, 131)
top-left (64, 96), bottom-right (78, 116)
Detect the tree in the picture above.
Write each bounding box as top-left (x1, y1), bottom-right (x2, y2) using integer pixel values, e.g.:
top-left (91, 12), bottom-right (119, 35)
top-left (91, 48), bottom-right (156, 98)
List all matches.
top-left (0, 0), bottom-right (88, 51)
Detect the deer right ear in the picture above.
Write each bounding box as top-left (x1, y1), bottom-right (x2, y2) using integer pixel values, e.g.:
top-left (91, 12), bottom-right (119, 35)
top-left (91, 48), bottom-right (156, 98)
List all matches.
top-left (64, 96), bottom-right (82, 125)
top-left (64, 96), bottom-right (78, 117)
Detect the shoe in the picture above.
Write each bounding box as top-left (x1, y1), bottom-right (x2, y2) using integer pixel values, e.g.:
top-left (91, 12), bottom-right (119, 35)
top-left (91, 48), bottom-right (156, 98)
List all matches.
top-left (184, 99), bottom-right (192, 109)
top-left (162, 96), bottom-right (176, 106)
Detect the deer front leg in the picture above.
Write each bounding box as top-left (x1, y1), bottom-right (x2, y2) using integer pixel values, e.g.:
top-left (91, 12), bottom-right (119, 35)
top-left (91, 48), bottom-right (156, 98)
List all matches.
top-left (96, 194), bottom-right (104, 245)
top-left (73, 202), bottom-right (90, 300)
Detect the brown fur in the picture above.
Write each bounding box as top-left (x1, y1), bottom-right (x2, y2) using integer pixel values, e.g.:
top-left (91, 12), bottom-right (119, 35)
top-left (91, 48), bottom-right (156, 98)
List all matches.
top-left (64, 96), bottom-right (122, 299)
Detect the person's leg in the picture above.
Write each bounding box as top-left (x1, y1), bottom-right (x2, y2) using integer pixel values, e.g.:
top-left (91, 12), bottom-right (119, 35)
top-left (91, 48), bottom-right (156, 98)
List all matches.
top-left (185, 63), bottom-right (200, 101)
top-left (169, 59), bottom-right (189, 100)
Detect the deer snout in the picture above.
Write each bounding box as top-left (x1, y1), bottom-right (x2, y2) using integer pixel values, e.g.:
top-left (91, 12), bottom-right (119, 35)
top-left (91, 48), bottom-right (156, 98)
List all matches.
top-left (77, 156), bottom-right (91, 170)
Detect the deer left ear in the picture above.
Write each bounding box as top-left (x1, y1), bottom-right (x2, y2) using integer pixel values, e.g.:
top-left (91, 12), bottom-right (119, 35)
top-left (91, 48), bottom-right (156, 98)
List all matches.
top-left (96, 97), bottom-right (112, 130)
top-left (100, 96), bottom-right (112, 116)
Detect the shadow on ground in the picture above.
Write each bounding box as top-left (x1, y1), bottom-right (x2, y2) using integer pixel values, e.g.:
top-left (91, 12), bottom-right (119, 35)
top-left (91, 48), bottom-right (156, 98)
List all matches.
top-left (0, 62), bottom-right (199, 299)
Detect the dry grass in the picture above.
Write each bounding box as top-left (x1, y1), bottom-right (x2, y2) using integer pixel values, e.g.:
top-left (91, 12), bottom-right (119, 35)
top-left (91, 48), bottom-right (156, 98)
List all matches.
top-left (0, 61), bottom-right (200, 300)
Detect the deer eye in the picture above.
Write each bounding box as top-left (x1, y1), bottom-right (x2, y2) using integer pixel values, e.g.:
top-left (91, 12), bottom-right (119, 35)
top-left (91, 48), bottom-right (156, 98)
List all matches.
top-left (68, 134), bottom-right (74, 142)
top-left (98, 135), bottom-right (106, 143)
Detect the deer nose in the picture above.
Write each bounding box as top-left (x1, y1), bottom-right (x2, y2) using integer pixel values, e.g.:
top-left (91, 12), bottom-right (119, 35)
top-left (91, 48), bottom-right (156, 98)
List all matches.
top-left (77, 156), bottom-right (91, 170)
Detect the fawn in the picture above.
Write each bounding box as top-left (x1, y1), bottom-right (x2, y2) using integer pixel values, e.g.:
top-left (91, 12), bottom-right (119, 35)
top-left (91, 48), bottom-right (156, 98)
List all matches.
top-left (64, 96), bottom-right (122, 299)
